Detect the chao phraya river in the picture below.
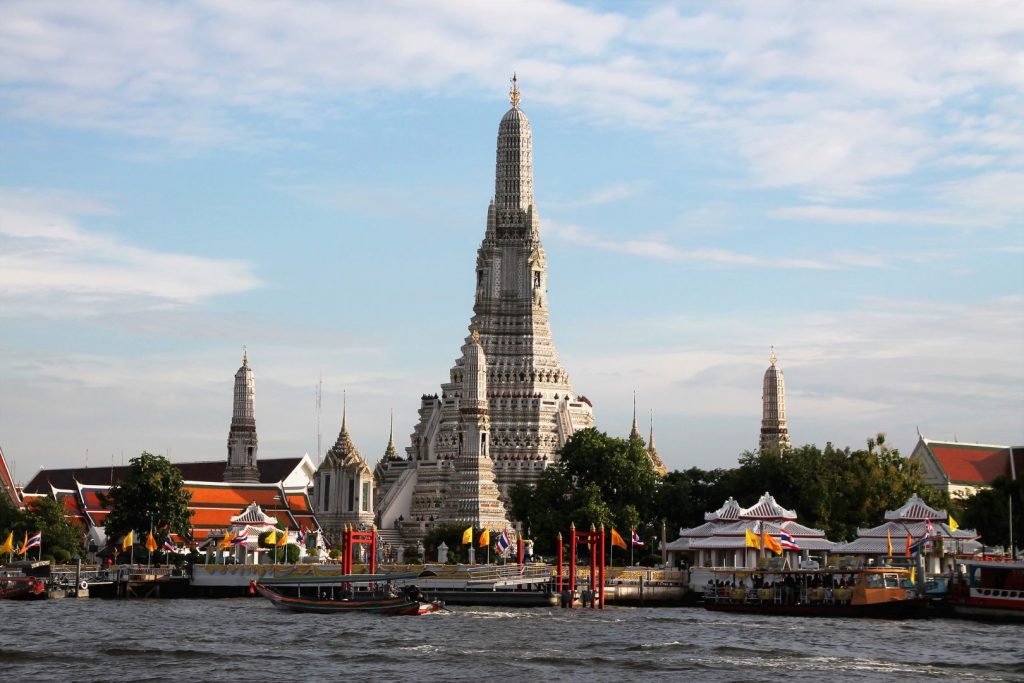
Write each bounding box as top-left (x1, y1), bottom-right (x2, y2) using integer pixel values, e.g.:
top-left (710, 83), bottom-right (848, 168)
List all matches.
top-left (2, 600), bottom-right (1021, 681)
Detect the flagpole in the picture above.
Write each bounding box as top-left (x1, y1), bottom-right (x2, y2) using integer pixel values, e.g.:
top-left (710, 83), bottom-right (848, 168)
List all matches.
top-left (630, 528), bottom-right (634, 567)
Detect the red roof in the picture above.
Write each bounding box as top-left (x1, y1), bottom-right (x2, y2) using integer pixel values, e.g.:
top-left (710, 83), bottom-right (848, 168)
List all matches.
top-left (928, 442), bottom-right (1017, 485)
top-left (0, 445), bottom-right (20, 508)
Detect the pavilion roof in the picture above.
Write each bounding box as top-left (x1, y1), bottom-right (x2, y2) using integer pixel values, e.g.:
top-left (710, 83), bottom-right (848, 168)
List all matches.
top-left (230, 501), bottom-right (278, 526)
top-left (739, 492), bottom-right (797, 520)
top-left (704, 497), bottom-right (742, 522)
top-left (884, 493), bottom-right (947, 521)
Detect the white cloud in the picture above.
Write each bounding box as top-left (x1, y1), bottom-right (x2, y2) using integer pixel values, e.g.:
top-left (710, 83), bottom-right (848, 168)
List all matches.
top-left (0, 188), bottom-right (261, 312)
top-left (546, 219), bottom-right (891, 270)
top-left (2, 1), bottom-right (1021, 197)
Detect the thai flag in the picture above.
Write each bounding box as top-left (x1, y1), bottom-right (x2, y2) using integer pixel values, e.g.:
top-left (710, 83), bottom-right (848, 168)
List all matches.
top-left (232, 532), bottom-right (249, 545)
top-left (631, 529), bottom-right (644, 547)
top-left (25, 532), bottom-right (42, 550)
top-left (496, 529), bottom-right (511, 553)
top-left (163, 537), bottom-right (176, 552)
top-left (296, 528), bottom-right (305, 544)
top-left (779, 529), bottom-right (800, 551)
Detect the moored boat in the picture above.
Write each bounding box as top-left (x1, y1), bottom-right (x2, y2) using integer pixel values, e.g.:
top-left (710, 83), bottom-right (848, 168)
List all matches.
top-left (947, 559), bottom-right (1024, 622)
top-left (0, 576), bottom-right (47, 601)
top-left (254, 571), bottom-right (443, 615)
top-left (702, 566), bottom-right (929, 619)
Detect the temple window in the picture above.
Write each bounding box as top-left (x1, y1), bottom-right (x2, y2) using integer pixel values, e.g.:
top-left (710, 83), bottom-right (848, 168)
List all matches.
top-left (323, 474), bottom-right (331, 510)
top-left (348, 479), bottom-right (355, 512)
top-left (362, 482), bottom-right (371, 512)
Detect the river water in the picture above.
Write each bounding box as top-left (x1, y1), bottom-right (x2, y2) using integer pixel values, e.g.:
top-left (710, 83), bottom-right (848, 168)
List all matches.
top-left (1, 599), bottom-right (1021, 682)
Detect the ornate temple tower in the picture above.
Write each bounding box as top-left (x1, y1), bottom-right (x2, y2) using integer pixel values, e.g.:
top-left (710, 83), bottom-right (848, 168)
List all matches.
top-left (314, 400), bottom-right (375, 545)
top-left (448, 331), bottom-right (508, 528)
top-left (647, 410), bottom-right (667, 476)
top-left (759, 348), bottom-right (791, 453)
top-left (384, 77), bottom-right (595, 539)
top-left (224, 350), bottom-right (260, 483)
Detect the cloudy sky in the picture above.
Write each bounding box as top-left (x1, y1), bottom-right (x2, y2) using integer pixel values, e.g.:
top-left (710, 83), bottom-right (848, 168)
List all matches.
top-left (1, 0), bottom-right (1021, 482)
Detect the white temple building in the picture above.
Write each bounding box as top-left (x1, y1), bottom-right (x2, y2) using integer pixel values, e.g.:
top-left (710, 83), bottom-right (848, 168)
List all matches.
top-left (759, 349), bottom-right (791, 453)
top-left (376, 77), bottom-right (595, 541)
top-left (831, 494), bottom-right (980, 575)
top-left (664, 492), bottom-right (834, 571)
top-left (314, 400), bottom-right (376, 547)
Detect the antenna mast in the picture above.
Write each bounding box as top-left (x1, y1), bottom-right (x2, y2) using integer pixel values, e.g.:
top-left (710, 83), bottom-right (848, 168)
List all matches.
top-left (315, 373), bottom-right (323, 466)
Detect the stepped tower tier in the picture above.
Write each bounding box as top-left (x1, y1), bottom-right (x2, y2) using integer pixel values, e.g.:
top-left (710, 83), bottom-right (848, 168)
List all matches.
top-left (225, 350), bottom-right (260, 483)
top-left (378, 78), bottom-right (595, 540)
top-left (759, 348), bottom-right (791, 453)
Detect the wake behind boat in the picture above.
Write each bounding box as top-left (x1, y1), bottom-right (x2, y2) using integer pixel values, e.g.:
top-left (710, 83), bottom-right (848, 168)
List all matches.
top-left (254, 571), bottom-right (443, 615)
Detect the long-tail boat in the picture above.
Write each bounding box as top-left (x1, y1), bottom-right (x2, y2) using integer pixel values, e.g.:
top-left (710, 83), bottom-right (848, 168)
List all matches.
top-left (702, 566), bottom-right (929, 619)
top-left (254, 571), bottom-right (443, 615)
top-left (0, 576), bottom-right (47, 601)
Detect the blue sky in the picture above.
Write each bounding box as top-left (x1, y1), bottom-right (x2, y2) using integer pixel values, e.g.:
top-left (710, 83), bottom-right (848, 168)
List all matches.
top-left (1, 1), bottom-right (1022, 482)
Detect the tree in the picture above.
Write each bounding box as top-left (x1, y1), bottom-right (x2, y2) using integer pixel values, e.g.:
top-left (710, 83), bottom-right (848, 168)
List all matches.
top-left (21, 497), bottom-right (84, 563)
top-left (103, 452), bottom-right (192, 543)
top-left (510, 428), bottom-right (660, 554)
top-left (960, 476), bottom-right (1023, 549)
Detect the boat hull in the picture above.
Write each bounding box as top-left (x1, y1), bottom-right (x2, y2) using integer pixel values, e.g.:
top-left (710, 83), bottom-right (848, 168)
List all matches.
top-left (704, 598), bottom-right (930, 619)
top-left (255, 584), bottom-right (441, 615)
top-left (0, 578), bottom-right (47, 601)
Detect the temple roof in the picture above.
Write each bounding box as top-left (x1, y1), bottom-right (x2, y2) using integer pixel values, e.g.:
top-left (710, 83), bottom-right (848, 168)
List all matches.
top-left (739, 492), bottom-right (798, 520)
top-left (22, 457), bottom-right (305, 494)
top-left (705, 497), bottom-right (742, 522)
top-left (883, 493), bottom-right (947, 521)
top-left (0, 444), bottom-right (21, 509)
top-left (918, 438), bottom-right (1019, 485)
top-left (230, 501), bottom-right (278, 526)
top-left (321, 405), bottom-right (370, 472)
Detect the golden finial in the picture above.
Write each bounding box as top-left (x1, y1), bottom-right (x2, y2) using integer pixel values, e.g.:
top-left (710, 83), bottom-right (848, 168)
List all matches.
top-left (470, 328), bottom-right (481, 344)
top-left (769, 346), bottom-right (777, 366)
top-left (242, 345), bottom-right (248, 366)
top-left (509, 73), bottom-right (520, 108)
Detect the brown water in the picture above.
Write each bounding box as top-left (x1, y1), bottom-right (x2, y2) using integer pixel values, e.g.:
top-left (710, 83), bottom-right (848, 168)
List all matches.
top-left (1, 599), bottom-right (1021, 682)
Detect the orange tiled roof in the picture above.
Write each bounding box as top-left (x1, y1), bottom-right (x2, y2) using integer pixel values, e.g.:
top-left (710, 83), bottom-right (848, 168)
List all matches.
top-left (928, 441), bottom-right (1014, 485)
top-left (285, 493), bottom-right (312, 513)
top-left (186, 484), bottom-right (285, 508)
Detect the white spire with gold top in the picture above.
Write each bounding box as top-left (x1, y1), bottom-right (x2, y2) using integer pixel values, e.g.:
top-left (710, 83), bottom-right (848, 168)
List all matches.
top-left (759, 347), bottom-right (791, 453)
top-left (225, 347), bottom-right (260, 483)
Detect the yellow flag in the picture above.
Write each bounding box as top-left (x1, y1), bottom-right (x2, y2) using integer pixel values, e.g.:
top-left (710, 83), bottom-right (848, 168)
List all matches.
top-left (0, 531), bottom-right (12, 554)
top-left (145, 532), bottom-right (158, 553)
top-left (121, 530), bottom-right (134, 551)
top-left (744, 528), bottom-right (761, 549)
top-left (887, 529), bottom-right (893, 556)
top-left (264, 529), bottom-right (277, 545)
top-left (277, 529), bottom-right (288, 547)
top-left (478, 528), bottom-right (490, 548)
top-left (948, 515), bottom-right (959, 532)
top-left (218, 532), bottom-right (233, 549)
top-left (462, 526), bottom-right (473, 545)
top-left (17, 531), bottom-right (28, 555)
top-left (610, 529), bottom-right (627, 549)
top-left (762, 531), bottom-right (783, 555)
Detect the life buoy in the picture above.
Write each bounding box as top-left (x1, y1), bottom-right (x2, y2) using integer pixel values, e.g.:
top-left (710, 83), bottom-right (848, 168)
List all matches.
top-left (79, 581), bottom-right (89, 590)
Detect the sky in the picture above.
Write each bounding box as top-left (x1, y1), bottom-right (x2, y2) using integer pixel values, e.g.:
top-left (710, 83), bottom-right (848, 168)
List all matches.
top-left (1, 0), bottom-right (1022, 484)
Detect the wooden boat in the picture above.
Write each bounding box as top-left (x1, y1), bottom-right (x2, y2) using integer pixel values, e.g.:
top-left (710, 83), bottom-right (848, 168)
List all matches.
top-left (947, 559), bottom-right (1024, 622)
top-left (0, 576), bottom-right (47, 601)
top-left (702, 566), bottom-right (929, 619)
top-left (254, 572), bottom-right (443, 615)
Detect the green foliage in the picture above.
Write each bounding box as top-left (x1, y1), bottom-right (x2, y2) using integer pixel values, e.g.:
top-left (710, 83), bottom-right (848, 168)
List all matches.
top-left (103, 452), bottom-right (192, 542)
top-left (511, 428), bottom-right (659, 554)
top-left (959, 476), bottom-right (1023, 548)
top-left (20, 497), bottom-right (84, 562)
top-left (660, 435), bottom-right (948, 541)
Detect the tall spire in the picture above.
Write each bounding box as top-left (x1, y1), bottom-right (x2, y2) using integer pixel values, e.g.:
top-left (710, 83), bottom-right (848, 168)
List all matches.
top-left (648, 409), bottom-right (657, 451)
top-left (760, 348), bottom-right (791, 453)
top-left (494, 74), bottom-right (534, 211)
top-left (382, 409), bottom-right (400, 461)
top-left (225, 350), bottom-right (259, 482)
top-left (341, 390), bottom-right (347, 432)
top-left (629, 391), bottom-right (642, 441)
